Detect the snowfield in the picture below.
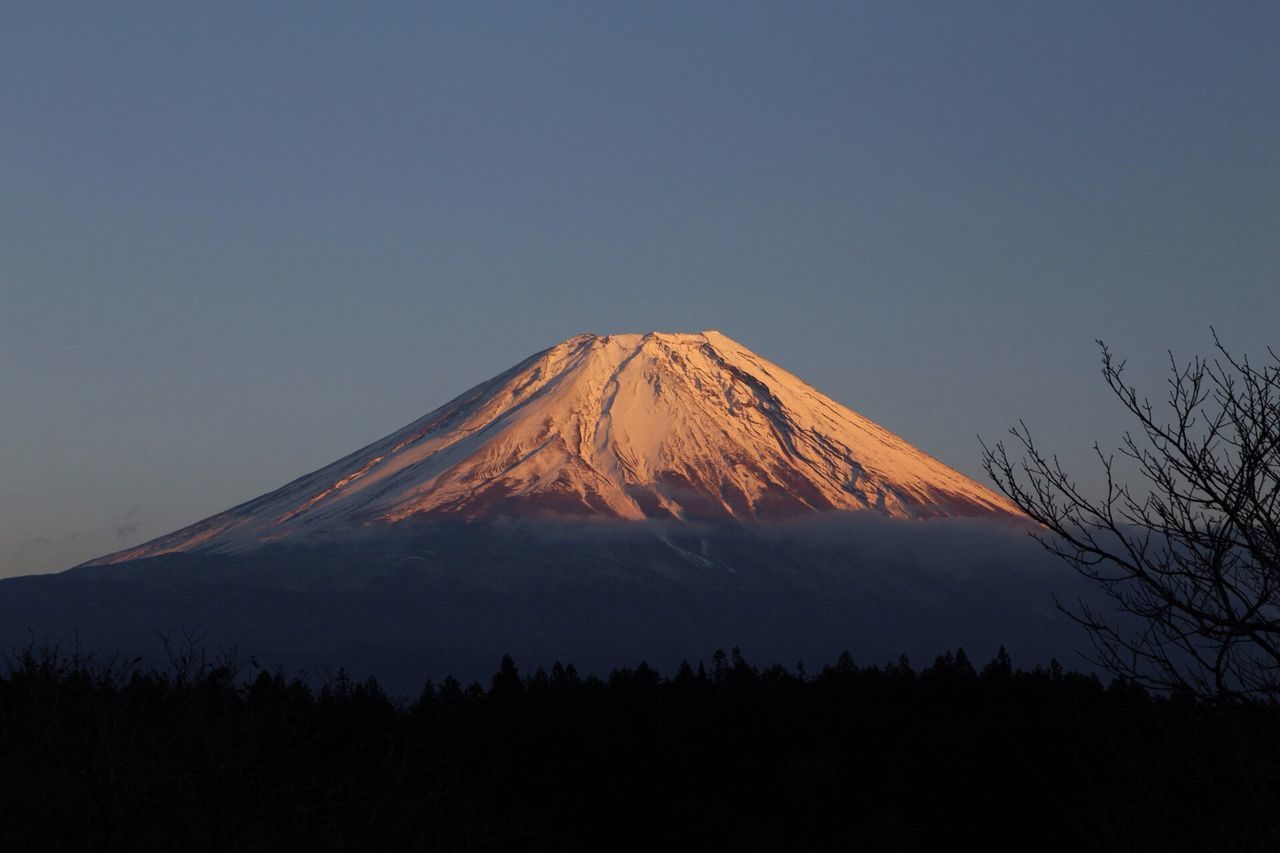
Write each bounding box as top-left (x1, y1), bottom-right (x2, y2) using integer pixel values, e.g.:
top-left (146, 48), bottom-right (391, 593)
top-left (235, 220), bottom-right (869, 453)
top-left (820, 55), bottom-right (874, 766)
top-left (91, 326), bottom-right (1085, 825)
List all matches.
top-left (88, 331), bottom-right (1020, 565)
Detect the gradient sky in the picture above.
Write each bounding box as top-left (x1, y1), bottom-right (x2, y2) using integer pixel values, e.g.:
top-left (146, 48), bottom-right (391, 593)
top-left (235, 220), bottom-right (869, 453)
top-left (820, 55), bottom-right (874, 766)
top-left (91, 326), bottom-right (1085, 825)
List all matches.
top-left (3, 2), bottom-right (1278, 578)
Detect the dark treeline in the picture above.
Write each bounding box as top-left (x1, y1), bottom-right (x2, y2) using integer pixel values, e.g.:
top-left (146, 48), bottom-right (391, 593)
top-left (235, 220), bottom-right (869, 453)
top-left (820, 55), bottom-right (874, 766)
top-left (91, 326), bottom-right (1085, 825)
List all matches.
top-left (2, 645), bottom-right (1278, 852)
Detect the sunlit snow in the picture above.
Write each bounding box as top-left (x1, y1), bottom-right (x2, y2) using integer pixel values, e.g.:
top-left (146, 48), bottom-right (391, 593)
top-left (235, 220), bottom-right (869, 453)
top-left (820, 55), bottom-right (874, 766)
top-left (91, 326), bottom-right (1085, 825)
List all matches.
top-left (89, 331), bottom-right (1020, 565)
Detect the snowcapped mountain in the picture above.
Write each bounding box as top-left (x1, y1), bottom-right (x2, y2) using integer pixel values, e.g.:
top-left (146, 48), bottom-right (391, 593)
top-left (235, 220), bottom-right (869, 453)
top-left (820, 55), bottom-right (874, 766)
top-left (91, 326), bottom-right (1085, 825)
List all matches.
top-left (7, 331), bottom-right (1079, 689)
top-left (88, 331), bottom-right (1019, 565)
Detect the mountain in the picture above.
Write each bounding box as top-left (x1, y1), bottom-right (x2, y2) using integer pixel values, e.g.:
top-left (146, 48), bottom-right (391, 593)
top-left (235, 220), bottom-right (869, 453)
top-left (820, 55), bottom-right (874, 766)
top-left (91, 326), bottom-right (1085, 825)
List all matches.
top-left (90, 331), bottom-right (1018, 565)
top-left (0, 331), bottom-right (1088, 692)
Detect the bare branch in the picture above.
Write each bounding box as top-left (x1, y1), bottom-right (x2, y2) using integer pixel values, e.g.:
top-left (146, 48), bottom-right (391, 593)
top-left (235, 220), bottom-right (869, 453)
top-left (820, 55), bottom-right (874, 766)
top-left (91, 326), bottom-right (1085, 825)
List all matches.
top-left (981, 336), bottom-right (1280, 703)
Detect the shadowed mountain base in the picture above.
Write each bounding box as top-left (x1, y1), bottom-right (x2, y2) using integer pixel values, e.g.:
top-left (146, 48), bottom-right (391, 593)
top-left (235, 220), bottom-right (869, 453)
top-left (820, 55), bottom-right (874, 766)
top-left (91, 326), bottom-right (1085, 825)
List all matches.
top-left (3, 517), bottom-right (1095, 693)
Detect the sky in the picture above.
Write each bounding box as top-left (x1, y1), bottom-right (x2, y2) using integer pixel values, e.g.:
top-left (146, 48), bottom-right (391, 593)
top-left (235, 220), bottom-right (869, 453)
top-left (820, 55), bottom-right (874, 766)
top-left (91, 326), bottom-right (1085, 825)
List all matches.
top-left (2, 2), bottom-right (1277, 578)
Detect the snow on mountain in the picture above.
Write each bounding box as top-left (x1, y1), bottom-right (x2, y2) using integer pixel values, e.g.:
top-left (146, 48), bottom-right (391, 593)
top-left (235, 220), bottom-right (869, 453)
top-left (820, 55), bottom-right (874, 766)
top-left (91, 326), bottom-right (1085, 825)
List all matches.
top-left (87, 331), bottom-right (1020, 565)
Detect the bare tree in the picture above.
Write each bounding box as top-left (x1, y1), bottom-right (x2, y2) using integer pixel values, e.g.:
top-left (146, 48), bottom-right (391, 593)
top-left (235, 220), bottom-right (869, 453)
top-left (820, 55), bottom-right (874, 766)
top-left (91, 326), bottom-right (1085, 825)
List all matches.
top-left (981, 333), bottom-right (1280, 702)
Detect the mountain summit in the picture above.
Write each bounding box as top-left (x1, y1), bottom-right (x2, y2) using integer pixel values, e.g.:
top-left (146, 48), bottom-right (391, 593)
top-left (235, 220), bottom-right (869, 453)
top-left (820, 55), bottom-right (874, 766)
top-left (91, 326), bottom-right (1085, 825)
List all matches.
top-left (92, 331), bottom-right (1018, 564)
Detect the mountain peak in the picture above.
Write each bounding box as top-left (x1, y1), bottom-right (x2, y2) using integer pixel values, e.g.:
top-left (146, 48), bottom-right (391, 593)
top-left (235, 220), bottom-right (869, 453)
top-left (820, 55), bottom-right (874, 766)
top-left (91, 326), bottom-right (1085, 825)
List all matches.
top-left (567, 329), bottom-right (731, 346)
top-left (89, 331), bottom-right (1020, 565)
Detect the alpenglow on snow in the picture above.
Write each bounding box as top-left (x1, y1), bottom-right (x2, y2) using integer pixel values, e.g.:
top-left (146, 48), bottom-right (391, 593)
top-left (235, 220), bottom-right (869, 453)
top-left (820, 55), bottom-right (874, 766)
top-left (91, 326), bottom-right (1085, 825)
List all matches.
top-left (89, 331), bottom-right (1020, 564)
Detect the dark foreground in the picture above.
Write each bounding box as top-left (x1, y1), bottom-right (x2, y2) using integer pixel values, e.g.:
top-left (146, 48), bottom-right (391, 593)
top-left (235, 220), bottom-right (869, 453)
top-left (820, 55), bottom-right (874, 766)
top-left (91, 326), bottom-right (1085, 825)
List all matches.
top-left (2, 647), bottom-right (1277, 852)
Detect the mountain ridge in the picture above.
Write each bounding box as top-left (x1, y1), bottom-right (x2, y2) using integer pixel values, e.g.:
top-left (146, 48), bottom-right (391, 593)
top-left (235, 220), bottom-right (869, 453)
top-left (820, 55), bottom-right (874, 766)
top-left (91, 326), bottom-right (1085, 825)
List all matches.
top-left (87, 330), bottom-right (1019, 566)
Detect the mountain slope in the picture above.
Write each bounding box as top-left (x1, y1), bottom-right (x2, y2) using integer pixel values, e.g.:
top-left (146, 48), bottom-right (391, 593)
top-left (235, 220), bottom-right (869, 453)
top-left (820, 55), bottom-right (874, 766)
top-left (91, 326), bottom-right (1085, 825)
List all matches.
top-left (89, 331), bottom-right (1019, 565)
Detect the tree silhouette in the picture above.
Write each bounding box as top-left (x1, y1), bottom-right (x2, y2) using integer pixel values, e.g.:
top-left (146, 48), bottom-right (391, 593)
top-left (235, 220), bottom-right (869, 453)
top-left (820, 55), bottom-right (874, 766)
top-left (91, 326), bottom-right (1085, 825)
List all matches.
top-left (982, 333), bottom-right (1280, 701)
top-left (3, 643), bottom-right (1278, 850)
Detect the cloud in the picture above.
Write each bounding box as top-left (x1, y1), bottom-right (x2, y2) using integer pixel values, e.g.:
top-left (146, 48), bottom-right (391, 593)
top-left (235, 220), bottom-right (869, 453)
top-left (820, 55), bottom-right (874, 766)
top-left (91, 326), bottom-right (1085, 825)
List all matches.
top-left (110, 506), bottom-right (143, 540)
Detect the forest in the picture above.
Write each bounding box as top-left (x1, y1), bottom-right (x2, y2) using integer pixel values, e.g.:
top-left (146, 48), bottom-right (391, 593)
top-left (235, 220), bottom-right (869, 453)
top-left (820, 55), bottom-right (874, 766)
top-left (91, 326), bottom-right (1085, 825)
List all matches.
top-left (2, 643), bottom-right (1277, 852)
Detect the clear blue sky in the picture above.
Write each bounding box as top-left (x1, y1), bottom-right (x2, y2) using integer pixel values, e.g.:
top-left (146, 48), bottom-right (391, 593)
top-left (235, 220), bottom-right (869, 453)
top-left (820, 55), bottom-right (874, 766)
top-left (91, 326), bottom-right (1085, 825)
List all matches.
top-left (3, 2), bottom-right (1277, 577)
